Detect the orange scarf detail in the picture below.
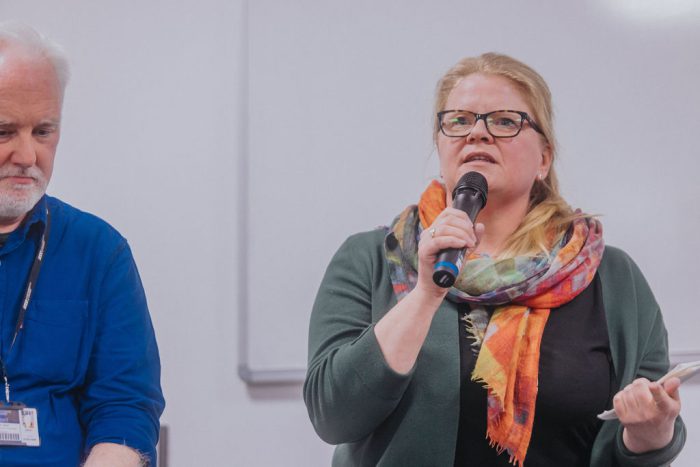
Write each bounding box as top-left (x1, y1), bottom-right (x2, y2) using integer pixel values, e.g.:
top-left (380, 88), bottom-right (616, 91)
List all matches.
top-left (418, 180), bottom-right (447, 230)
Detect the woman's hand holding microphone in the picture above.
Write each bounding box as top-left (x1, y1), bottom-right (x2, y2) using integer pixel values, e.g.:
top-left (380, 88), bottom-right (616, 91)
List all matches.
top-left (416, 207), bottom-right (484, 302)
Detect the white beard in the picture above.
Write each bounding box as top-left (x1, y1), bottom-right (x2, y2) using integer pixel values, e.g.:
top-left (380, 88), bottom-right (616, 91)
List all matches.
top-left (0, 167), bottom-right (48, 221)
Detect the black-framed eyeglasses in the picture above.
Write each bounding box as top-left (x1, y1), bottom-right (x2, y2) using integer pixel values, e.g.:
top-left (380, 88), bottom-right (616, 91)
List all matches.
top-left (437, 109), bottom-right (545, 138)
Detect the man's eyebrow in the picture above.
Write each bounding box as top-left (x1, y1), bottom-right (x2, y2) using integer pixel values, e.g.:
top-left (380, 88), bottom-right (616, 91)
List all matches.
top-left (0, 119), bottom-right (60, 127)
top-left (37, 119), bottom-right (60, 126)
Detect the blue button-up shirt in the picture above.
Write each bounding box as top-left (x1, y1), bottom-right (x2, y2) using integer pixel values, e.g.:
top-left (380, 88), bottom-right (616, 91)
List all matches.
top-left (0, 195), bottom-right (164, 466)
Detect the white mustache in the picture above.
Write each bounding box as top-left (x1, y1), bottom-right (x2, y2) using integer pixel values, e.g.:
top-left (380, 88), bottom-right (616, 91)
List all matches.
top-left (0, 167), bottom-right (43, 181)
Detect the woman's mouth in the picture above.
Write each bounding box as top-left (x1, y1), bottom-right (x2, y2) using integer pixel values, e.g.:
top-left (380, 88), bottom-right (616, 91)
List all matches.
top-left (463, 152), bottom-right (496, 164)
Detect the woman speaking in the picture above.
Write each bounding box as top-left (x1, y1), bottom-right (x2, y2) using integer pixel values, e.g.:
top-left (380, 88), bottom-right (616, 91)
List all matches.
top-left (304, 53), bottom-right (686, 466)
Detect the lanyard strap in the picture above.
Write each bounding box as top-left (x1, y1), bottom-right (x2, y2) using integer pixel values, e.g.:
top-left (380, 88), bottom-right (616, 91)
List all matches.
top-left (9, 208), bottom-right (51, 351)
top-left (0, 207), bottom-right (50, 402)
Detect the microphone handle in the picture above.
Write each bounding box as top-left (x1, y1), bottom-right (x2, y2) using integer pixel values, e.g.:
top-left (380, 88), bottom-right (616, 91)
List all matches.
top-left (432, 189), bottom-right (484, 288)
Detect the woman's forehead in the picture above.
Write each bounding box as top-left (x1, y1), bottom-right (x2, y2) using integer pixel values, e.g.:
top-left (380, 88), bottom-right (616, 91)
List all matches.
top-left (446, 73), bottom-right (530, 112)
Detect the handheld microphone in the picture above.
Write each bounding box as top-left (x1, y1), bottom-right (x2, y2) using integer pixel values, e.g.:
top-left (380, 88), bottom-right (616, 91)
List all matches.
top-left (432, 171), bottom-right (488, 288)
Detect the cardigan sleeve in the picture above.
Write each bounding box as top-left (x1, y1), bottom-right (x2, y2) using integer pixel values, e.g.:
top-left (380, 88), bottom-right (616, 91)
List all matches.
top-left (593, 246), bottom-right (686, 466)
top-left (613, 308), bottom-right (686, 466)
top-left (303, 231), bottom-right (413, 444)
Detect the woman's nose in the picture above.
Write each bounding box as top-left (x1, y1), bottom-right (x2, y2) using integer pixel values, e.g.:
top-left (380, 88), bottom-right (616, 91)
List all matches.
top-left (467, 118), bottom-right (493, 143)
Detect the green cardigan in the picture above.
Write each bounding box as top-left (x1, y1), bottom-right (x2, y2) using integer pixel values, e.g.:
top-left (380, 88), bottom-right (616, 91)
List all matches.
top-left (304, 229), bottom-right (686, 466)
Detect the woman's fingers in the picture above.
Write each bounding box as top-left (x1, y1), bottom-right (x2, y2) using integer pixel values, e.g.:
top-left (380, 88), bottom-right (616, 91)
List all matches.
top-left (662, 377), bottom-right (681, 401)
top-left (415, 208), bottom-right (481, 294)
top-left (613, 377), bottom-right (681, 424)
top-left (423, 223), bottom-right (477, 249)
top-left (615, 377), bottom-right (681, 453)
top-left (418, 208), bottom-right (484, 264)
top-left (425, 209), bottom-right (476, 242)
top-left (614, 378), bottom-right (650, 421)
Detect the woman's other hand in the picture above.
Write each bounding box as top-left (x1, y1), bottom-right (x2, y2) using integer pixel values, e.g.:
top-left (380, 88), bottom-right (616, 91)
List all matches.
top-left (614, 377), bottom-right (681, 453)
top-left (416, 207), bottom-right (484, 300)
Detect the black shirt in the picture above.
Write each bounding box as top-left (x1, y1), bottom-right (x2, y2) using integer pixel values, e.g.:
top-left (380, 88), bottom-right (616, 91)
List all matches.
top-left (454, 274), bottom-right (613, 466)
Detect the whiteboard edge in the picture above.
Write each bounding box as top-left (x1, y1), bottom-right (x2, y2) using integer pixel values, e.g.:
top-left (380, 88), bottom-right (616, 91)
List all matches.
top-left (238, 351), bottom-right (700, 385)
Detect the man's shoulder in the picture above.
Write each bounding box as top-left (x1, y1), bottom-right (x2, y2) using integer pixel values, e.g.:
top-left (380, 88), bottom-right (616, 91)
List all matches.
top-left (45, 195), bottom-right (127, 248)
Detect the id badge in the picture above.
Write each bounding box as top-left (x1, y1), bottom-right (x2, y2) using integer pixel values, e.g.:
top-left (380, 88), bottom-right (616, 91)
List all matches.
top-left (0, 402), bottom-right (40, 446)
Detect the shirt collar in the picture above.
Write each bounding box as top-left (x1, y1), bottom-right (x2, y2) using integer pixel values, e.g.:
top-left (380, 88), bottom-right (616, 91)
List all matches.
top-left (0, 196), bottom-right (49, 254)
top-left (23, 195), bottom-right (48, 233)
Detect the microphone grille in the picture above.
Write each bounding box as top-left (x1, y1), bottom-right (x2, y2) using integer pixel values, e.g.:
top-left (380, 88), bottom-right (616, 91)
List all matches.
top-left (453, 171), bottom-right (488, 204)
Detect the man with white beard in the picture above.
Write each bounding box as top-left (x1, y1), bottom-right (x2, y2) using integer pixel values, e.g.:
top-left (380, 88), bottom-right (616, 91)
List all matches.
top-left (0, 23), bottom-right (164, 466)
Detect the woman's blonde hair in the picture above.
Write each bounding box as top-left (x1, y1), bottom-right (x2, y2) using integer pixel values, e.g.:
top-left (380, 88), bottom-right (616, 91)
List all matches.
top-left (434, 53), bottom-right (583, 258)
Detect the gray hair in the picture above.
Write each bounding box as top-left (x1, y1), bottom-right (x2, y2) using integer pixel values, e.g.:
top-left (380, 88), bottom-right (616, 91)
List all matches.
top-left (0, 21), bottom-right (70, 92)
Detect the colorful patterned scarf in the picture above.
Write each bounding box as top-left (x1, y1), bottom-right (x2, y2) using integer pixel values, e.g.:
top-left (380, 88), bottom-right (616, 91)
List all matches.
top-left (384, 180), bottom-right (604, 467)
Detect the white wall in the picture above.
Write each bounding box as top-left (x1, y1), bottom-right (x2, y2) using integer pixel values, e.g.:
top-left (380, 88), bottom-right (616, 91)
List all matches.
top-left (0, 1), bottom-right (696, 466)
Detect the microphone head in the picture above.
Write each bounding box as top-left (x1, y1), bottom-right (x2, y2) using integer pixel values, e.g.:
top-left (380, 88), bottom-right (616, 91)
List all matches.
top-left (452, 171), bottom-right (488, 206)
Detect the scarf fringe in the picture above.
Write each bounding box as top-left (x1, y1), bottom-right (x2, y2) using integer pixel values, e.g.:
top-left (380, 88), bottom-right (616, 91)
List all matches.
top-left (486, 431), bottom-right (524, 467)
top-left (461, 313), bottom-right (486, 348)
